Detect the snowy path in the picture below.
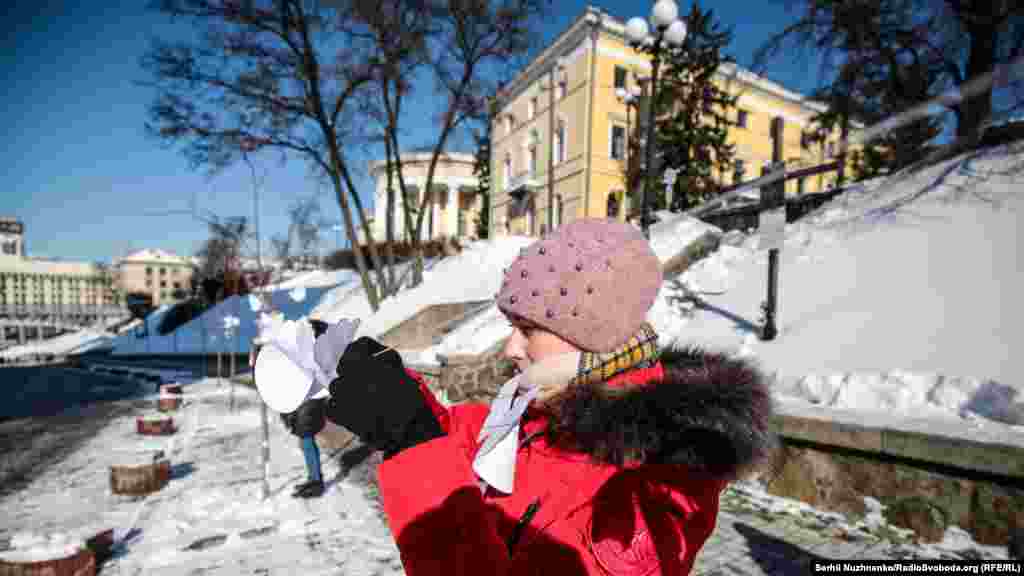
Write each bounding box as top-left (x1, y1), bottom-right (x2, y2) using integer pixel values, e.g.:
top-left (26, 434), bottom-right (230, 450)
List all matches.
top-left (1, 378), bottom-right (403, 576)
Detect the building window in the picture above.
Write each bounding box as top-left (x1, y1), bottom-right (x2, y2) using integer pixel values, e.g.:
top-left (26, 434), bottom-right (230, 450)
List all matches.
top-left (733, 159), bottom-right (746, 183)
top-left (797, 178), bottom-right (806, 195)
top-left (557, 76), bottom-right (567, 100)
top-left (505, 115), bottom-right (514, 135)
top-left (737, 109), bottom-right (748, 128)
top-left (173, 282), bottom-right (181, 289)
top-left (504, 153), bottom-right (512, 186)
top-left (607, 192), bottom-right (621, 219)
top-left (801, 132), bottom-right (811, 150)
top-left (159, 268), bottom-right (166, 275)
top-left (555, 119), bottom-right (566, 165)
top-left (528, 144), bottom-right (538, 176)
top-left (160, 281), bottom-right (167, 288)
top-left (146, 267), bottom-right (153, 275)
top-left (146, 279), bottom-right (152, 288)
top-left (556, 195), bottom-right (564, 226)
top-left (161, 291), bottom-right (169, 300)
top-left (528, 97), bottom-right (537, 120)
top-left (614, 66), bottom-right (628, 90)
top-left (610, 125), bottom-right (627, 160)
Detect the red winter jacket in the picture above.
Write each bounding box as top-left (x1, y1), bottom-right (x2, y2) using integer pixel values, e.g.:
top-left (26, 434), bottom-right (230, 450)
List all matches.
top-left (380, 347), bottom-right (775, 576)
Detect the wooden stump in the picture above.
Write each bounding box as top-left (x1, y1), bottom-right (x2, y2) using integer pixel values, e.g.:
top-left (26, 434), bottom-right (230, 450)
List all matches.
top-left (110, 450), bottom-right (171, 496)
top-left (136, 415), bottom-right (175, 436)
top-left (0, 546), bottom-right (95, 576)
top-left (157, 384), bottom-right (183, 412)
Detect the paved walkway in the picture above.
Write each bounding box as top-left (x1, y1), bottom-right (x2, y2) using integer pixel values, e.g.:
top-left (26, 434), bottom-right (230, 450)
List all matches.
top-left (690, 486), bottom-right (1008, 575)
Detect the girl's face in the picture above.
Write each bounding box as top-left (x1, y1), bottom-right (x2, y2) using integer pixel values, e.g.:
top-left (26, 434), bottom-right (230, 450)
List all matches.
top-left (502, 316), bottom-right (578, 373)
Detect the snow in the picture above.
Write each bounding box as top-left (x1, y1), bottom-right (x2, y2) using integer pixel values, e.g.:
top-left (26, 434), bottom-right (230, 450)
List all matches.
top-left (668, 143), bottom-right (1024, 427)
top-left (0, 329), bottom-right (115, 360)
top-left (725, 480), bottom-right (1010, 560)
top-left (0, 531), bottom-right (85, 563)
top-left (313, 240), bottom-right (534, 341)
top-left (111, 283), bottom-right (351, 356)
top-left (261, 269), bottom-right (357, 291)
top-left (0, 377), bottom-right (403, 575)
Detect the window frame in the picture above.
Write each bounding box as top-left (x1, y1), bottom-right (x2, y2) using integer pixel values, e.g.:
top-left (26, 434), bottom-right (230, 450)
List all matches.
top-left (613, 66), bottom-right (628, 90)
top-left (610, 124), bottom-right (627, 160)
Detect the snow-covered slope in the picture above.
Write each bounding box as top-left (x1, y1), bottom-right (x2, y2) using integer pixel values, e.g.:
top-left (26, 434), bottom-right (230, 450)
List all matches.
top-left (672, 143), bottom-right (1024, 426)
top-left (110, 286), bottom-right (343, 355)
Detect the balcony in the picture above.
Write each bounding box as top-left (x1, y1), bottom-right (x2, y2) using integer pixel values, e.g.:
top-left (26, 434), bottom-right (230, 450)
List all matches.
top-left (504, 172), bottom-right (542, 199)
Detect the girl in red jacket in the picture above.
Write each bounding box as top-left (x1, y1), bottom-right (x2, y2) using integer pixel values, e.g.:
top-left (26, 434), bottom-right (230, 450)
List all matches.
top-left (319, 218), bottom-right (775, 575)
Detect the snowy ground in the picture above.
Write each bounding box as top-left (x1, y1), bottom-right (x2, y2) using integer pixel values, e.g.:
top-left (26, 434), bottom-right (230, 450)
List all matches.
top-left (0, 377), bottom-right (403, 576)
top-left (2, 374), bottom-right (1011, 575)
top-left (674, 143), bottom-right (1024, 428)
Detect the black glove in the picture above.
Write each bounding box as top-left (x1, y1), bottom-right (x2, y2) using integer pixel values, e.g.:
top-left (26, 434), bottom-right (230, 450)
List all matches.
top-left (326, 336), bottom-right (443, 459)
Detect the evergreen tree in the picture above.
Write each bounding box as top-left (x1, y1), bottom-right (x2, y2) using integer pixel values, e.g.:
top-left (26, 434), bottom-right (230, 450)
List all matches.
top-left (639, 3), bottom-right (738, 212)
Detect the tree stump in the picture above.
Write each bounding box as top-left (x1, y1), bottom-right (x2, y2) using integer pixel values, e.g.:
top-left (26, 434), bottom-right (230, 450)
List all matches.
top-left (136, 414), bottom-right (175, 436)
top-left (157, 384), bottom-right (182, 412)
top-left (110, 449), bottom-right (171, 496)
top-left (0, 542), bottom-right (95, 576)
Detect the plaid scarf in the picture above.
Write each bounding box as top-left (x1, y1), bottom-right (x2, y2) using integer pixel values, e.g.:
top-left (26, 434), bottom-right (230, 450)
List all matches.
top-left (571, 323), bottom-right (660, 387)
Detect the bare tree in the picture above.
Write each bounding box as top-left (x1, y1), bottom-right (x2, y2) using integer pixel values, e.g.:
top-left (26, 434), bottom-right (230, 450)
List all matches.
top-left (140, 0), bottom-right (389, 311)
top-left (361, 0), bottom-right (549, 286)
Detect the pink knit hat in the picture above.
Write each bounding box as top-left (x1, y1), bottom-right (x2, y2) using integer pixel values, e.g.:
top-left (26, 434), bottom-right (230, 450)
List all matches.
top-left (497, 218), bottom-right (663, 352)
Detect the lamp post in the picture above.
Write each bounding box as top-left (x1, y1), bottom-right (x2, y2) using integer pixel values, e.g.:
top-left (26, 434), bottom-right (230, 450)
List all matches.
top-left (625, 0), bottom-right (687, 238)
top-left (616, 83), bottom-right (644, 220)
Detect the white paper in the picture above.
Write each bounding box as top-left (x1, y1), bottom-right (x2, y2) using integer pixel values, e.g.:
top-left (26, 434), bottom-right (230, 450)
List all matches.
top-left (472, 422), bottom-right (520, 494)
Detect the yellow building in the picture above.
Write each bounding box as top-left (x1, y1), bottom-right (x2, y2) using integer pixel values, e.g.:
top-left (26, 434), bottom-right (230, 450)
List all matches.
top-left (490, 6), bottom-right (846, 237)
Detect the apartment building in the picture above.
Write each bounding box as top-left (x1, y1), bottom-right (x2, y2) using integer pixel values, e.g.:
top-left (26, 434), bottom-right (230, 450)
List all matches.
top-left (0, 217), bottom-right (116, 313)
top-left (115, 249), bottom-right (195, 308)
top-left (490, 6), bottom-right (847, 237)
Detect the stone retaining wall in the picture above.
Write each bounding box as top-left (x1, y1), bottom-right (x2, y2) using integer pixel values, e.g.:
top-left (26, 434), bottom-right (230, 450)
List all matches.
top-left (760, 406), bottom-right (1024, 547)
top-left (435, 340), bottom-right (515, 404)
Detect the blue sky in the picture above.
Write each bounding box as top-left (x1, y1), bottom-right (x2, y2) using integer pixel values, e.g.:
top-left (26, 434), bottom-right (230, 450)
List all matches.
top-left (2, 0), bottom-right (824, 264)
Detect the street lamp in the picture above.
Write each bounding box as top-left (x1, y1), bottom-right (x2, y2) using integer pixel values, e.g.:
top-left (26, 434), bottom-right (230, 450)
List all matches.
top-left (616, 84), bottom-right (644, 219)
top-left (625, 0), bottom-right (687, 238)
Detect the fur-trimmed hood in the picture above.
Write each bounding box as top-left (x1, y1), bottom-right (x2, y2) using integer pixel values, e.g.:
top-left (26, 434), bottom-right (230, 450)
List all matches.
top-left (543, 346), bottom-right (777, 480)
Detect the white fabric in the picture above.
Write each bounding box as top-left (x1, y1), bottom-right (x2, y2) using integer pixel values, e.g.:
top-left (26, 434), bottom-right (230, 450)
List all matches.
top-left (472, 352), bottom-right (581, 494)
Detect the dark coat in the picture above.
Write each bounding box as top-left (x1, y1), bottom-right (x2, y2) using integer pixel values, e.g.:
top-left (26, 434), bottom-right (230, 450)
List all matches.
top-left (376, 347), bottom-right (776, 575)
top-left (281, 397), bottom-right (327, 438)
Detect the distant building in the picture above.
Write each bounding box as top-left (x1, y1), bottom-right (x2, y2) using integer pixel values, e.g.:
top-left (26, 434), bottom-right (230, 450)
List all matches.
top-left (115, 249), bottom-right (195, 308)
top-left (0, 217), bottom-right (24, 257)
top-left (490, 6), bottom-right (853, 237)
top-left (0, 217), bottom-right (116, 314)
top-left (360, 151), bottom-right (483, 244)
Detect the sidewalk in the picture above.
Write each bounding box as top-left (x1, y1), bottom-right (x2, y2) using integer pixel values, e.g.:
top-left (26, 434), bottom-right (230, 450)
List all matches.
top-left (1, 376), bottom-right (1010, 575)
top-left (690, 483), bottom-right (1011, 575)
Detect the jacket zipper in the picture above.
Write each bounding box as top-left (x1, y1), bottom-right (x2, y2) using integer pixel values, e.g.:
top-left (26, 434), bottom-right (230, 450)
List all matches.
top-left (506, 498), bottom-right (541, 555)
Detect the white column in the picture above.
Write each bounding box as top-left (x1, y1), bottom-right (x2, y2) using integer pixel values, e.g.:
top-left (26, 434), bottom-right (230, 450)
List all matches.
top-left (432, 188), bottom-right (442, 240)
top-left (447, 185), bottom-right (458, 237)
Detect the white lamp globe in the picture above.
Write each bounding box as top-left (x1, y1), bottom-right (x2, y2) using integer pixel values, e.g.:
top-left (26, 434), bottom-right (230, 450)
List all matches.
top-left (626, 17), bottom-right (649, 45)
top-left (665, 19), bottom-right (687, 46)
top-left (615, 87), bottom-right (627, 101)
top-left (651, 0), bottom-right (679, 29)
